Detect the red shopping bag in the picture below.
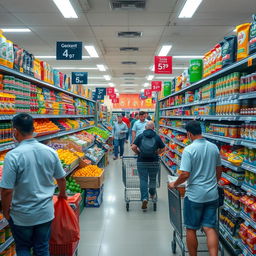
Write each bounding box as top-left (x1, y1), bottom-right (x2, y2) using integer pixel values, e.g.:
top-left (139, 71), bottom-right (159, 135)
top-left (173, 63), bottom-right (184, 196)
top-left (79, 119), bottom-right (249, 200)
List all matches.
top-left (50, 198), bottom-right (80, 244)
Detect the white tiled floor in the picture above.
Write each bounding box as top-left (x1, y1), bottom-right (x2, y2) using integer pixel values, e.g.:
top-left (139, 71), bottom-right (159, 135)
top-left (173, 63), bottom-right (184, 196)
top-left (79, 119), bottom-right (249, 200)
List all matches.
top-left (78, 145), bottom-right (227, 256)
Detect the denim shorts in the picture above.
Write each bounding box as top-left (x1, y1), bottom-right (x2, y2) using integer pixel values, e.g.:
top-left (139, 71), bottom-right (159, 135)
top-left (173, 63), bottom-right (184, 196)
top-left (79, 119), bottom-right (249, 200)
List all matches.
top-left (183, 197), bottom-right (219, 230)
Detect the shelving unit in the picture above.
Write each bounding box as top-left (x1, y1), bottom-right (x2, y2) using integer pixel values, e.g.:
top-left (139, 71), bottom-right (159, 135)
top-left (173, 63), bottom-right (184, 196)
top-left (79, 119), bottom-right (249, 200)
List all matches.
top-left (237, 240), bottom-right (255, 256)
top-left (223, 202), bottom-right (241, 217)
top-left (0, 114), bottom-right (95, 120)
top-left (222, 172), bottom-right (243, 186)
top-left (241, 183), bottom-right (256, 197)
top-left (0, 236), bottom-right (14, 253)
top-left (0, 218), bottom-right (8, 230)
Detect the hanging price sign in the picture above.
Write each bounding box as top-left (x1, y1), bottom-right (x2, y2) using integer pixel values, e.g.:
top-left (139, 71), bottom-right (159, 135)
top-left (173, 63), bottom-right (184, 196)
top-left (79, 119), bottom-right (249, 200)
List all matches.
top-left (71, 72), bottom-right (88, 84)
top-left (154, 56), bottom-right (172, 74)
top-left (144, 89), bottom-right (152, 97)
top-left (95, 88), bottom-right (106, 100)
top-left (106, 87), bottom-right (115, 95)
top-left (151, 81), bottom-right (162, 91)
top-left (109, 94), bottom-right (117, 100)
top-left (56, 41), bottom-right (82, 60)
top-left (112, 98), bottom-right (119, 104)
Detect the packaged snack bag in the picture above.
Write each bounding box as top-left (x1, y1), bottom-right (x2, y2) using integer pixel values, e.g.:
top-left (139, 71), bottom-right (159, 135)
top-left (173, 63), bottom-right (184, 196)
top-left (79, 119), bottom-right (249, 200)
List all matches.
top-left (236, 23), bottom-right (251, 61)
top-left (13, 44), bottom-right (24, 71)
top-left (222, 35), bottom-right (237, 67)
top-left (6, 40), bottom-right (14, 69)
top-left (249, 14), bottom-right (256, 55)
top-left (215, 43), bottom-right (223, 72)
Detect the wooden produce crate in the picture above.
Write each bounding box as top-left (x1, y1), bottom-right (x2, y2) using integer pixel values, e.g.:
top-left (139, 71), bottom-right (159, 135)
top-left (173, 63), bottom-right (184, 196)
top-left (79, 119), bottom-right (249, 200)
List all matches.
top-left (72, 170), bottom-right (104, 189)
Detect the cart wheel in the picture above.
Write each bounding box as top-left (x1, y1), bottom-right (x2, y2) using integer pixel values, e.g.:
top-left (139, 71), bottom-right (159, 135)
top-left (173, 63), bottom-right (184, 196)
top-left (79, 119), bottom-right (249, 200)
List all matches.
top-left (126, 203), bottom-right (129, 212)
top-left (153, 203), bottom-right (157, 211)
top-left (171, 241), bottom-right (176, 254)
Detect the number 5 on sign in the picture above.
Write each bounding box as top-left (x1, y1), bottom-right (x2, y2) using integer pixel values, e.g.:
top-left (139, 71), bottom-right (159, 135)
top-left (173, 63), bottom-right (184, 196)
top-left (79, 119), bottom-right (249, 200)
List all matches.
top-left (154, 56), bottom-right (172, 74)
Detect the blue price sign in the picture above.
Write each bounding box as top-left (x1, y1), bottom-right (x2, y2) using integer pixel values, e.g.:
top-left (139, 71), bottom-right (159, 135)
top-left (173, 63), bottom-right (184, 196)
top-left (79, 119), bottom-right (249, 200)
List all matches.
top-left (56, 41), bottom-right (82, 60)
top-left (95, 88), bottom-right (106, 100)
top-left (71, 72), bottom-right (88, 84)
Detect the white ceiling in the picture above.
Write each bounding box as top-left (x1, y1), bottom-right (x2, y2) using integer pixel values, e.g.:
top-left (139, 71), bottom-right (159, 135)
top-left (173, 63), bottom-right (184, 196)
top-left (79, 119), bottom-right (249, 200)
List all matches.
top-left (0, 0), bottom-right (255, 93)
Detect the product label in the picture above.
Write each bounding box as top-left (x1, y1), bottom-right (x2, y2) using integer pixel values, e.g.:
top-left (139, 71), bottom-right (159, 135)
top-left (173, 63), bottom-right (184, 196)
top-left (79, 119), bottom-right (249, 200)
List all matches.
top-left (238, 31), bottom-right (246, 46)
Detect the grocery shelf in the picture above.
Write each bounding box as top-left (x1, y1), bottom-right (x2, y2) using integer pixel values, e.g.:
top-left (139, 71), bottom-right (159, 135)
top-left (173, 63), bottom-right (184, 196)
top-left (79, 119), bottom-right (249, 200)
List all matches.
top-left (241, 140), bottom-right (256, 149)
top-left (219, 223), bottom-right (240, 246)
top-left (241, 162), bottom-right (256, 174)
top-left (160, 157), bottom-right (176, 176)
top-left (0, 65), bottom-right (95, 103)
top-left (0, 114), bottom-right (95, 120)
top-left (222, 172), bottom-right (243, 186)
top-left (159, 115), bottom-right (195, 120)
top-left (237, 240), bottom-right (255, 256)
top-left (0, 126), bottom-right (95, 152)
top-left (219, 231), bottom-right (241, 256)
top-left (240, 211), bottom-right (256, 230)
top-left (223, 202), bottom-right (241, 217)
top-left (166, 145), bottom-right (182, 157)
top-left (166, 154), bottom-right (181, 166)
top-left (239, 92), bottom-right (256, 100)
top-left (0, 236), bottom-right (14, 253)
top-left (221, 159), bottom-right (242, 172)
top-left (159, 52), bottom-right (256, 102)
top-left (241, 183), bottom-right (256, 197)
top-left (0, 218), bottom-right (8, 230)
top-left (160, 115), bottom-right (240, 121)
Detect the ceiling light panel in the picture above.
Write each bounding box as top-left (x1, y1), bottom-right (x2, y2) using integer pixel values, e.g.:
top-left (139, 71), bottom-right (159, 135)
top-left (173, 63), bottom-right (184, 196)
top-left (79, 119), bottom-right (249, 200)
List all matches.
top-left (35, 56), bottom-right (90, 59)
top-left (1, 28), bottom-right (31, 32)
top-left (178, 0), bottom-right (203, 18)
top-left (173, 55), bottom-right (203, 59)
top-left (52, 0), bottom-right (78, 18)
top-left (84, 46), bottom-right (99, 58)
top-left (104, 75), bottom-right (111, 81)
top-left (97, 64), bottom-right (106, 71)
top-left (146, 75), bottom-right (154, 81)
top-left (53, 67), bottom-right (98, 70)
top-left (158, 45), bottom-right (172, 56)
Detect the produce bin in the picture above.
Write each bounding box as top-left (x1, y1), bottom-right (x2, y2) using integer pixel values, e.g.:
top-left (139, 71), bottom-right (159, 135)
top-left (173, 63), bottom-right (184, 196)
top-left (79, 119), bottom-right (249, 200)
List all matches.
top-left (72, 170), bottom-right (104, 189)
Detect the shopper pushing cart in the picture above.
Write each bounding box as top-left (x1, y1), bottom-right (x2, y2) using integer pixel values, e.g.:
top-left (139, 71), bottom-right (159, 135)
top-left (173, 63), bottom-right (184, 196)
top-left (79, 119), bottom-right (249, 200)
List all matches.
top-left (131, 121), bottom-right (165, 210)
top-left (168, 121), bottom-right (223, 256)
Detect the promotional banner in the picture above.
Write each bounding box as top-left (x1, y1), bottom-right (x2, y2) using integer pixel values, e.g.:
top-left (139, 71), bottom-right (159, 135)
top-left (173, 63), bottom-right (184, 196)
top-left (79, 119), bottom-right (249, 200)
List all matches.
top-left (154, 56), bottom-right (172, 74)
top-left (112, 98), bottom-right (119, 104)
top-left (95, 88), bottom-right (106, 100)
top-left (71, 72), bottom-right (88, 84)
top-left (56, 41), bottom-right (82, 60)
top-left (109, 94), bottom-right (117, 100)
top-left (106, 87), bottom-right (115, 95)
top-left (144, 89), bottom-right (152, 97)
top-left (113, 94), bottom-right (155, 109)
top-left (151, 81), bottom-right (162, 92)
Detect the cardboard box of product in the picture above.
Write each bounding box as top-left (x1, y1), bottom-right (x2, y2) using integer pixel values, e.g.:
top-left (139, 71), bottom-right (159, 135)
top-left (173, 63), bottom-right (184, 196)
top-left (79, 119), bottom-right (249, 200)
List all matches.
top-left (72, 169), bottom-right (104, 189)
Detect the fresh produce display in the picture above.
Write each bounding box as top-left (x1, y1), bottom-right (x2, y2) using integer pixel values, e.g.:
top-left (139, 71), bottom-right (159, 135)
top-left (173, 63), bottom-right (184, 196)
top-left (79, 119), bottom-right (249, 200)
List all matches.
top-left (66, 177), bottom-right (82, 193)
top-left (56, 149), bottom-right (79, 167)
top-left (86, 146), bottom-right (105, 163)
top-left (86, 127), bottom-right (110, 140)
top-left (34, 119), bottom-right (60, 135)
top-left (73, 165), bottom-right (103, 177)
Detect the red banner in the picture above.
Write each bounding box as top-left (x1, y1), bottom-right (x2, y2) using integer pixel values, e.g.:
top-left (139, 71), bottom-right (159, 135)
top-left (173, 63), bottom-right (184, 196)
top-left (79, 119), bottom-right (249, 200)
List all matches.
top-left (106, 87), bottom-right (115, 95)
top-left (144, 89), bottom-right (152, 97)
top-left (154, 56), bottom-right (172, 74)
top-left (151, 81), bottom-right (162, 92)
top-left (109, 94), bottom-right (117, 100)
top-left (112, 98), bottom-right (119, 104)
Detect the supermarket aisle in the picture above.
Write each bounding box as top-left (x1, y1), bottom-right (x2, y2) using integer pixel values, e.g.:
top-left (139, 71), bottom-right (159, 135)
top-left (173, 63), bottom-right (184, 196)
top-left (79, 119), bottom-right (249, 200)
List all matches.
top-left (79, 145), bottom-right (172, 256)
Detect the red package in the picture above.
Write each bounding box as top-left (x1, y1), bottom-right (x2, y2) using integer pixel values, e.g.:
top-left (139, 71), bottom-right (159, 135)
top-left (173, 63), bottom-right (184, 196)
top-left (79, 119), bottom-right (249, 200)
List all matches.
top-left (239, 223), bottom-right (249, 242)
top-left (50, 198), bottom-right (80, 244)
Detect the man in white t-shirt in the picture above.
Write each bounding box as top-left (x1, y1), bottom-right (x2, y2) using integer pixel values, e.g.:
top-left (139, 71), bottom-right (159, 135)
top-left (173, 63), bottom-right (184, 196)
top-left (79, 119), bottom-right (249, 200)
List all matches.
top-left (131, 111), bottom-right (148, 144)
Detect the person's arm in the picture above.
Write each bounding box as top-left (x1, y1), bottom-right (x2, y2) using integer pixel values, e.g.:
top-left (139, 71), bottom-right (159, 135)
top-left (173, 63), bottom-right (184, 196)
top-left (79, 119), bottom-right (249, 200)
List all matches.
top-left (1, 189), bottom-right (13, 220)
top-left (131, 136), bottom-right (140, 154)
top-left (169, 171), bottom-right (190, 189)
top-left (132, 131), bottom-right (136, 144)
top-left (123, 123), bottom-right (128, 133)
top-left (56, 178), bottom-right (67, 199)
top-left (156, 136), bottom-right (166, 154)
top-left (216, 166), bottom-right (222, 181)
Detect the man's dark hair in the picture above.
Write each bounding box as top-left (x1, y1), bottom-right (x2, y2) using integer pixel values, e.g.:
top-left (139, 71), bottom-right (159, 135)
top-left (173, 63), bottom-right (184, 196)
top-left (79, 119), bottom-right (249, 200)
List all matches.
top-left (185, 121), bottom-right (202, 135)
top-left (13, 113), bottom-right (34, 135)
top-left (122, 112), bottom-right (125, 117)
top-left (139, 111), bottom-right (146, 116)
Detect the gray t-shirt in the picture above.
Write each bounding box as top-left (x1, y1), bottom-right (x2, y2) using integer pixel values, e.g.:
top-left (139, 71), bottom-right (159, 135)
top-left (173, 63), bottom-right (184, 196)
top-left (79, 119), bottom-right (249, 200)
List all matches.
top-left (132, 120), bottom-right (148, 138)
top-left (179, 138), bottom-right (221, 203)
top-left (0, 138), bottom-right (66, 226)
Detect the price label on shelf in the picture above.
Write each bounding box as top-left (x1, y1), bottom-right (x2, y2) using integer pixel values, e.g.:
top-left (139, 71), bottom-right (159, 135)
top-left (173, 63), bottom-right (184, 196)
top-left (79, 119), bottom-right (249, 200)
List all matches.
top-left (71, 72), bottom-right (88, 84)
top-left (248, 57), bottom-right (253, 67)
top-left (56, 41), bottom-right (82, 60)
top-left (154, 56), bottom-right (172, 74)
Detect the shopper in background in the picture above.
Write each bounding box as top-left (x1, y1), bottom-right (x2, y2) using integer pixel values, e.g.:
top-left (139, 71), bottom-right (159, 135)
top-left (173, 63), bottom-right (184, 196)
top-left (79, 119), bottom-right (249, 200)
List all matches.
top-left (130, 113), bottom-right (139, 144)
top-left (168, 121), bottom-right (222, 256)
top-left (131, 121), bottom-right (165, 210)
top-left (131, 111), bottom-right (148, 144)
top-left (129, 113), bottom-right (134, 123)
top-left (122, 113), bottom-right (130, 143)
top-left (112, 114), bottom-right (128, 160)
top-left (0, 113), bottom-right (67, 256)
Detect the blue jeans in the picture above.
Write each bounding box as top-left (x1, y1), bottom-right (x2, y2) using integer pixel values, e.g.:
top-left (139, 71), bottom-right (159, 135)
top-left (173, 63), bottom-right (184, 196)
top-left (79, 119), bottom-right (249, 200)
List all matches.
top-left (9, 218), bottom-right (52, 256)
top-left (137, 162), bottom-right (159, 201)
top-left (114, 138), bottom-right (125, 157)
top-left (184, 197), bottom-right (219, 230)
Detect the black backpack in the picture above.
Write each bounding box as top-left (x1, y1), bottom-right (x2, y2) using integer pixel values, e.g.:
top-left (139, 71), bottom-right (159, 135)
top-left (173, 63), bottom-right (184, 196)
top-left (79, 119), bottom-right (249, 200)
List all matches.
top-left (139, 134), bottom-right (158, 158)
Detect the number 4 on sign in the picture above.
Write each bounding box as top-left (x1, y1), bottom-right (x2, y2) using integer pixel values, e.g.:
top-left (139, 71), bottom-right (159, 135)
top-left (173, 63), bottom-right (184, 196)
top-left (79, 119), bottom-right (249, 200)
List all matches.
top-left (63, 49), bottom-right (68, 58)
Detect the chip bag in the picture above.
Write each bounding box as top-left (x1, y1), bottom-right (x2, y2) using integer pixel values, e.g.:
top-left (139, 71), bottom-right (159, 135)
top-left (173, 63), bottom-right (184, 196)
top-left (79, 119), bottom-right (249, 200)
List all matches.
top-left (50, 198), bottom-right (80, 244)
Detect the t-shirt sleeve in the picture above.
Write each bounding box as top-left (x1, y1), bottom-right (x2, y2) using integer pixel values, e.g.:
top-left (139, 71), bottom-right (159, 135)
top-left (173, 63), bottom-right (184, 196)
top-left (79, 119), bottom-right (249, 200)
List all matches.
top-left (53, 153), bottom-right (66, 179)
top-left (132, 121), bottom-right (137, 131)
top-left (0, 153), bottom-right (17, 189)
top-left (157, 136), bottom-right (165, 149)
top-left (134, 135), bottom-right (141, 147)
top-left (216, 148), bottom-right (222, 167)
top-left (179, 149), bottom-right (192, 173)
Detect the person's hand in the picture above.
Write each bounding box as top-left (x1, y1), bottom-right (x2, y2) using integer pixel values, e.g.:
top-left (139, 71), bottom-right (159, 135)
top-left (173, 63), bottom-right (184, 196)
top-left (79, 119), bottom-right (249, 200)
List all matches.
top-left (3, 209), bottom-right (10, 221)
top-left (58, 193), bottom-right (68, 200)
top-left (168, 182), bottom-right (176, 189)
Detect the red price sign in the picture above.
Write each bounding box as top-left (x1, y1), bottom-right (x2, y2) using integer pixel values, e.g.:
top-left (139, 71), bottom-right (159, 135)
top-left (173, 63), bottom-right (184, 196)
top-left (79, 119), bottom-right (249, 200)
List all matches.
top-left (106, 87), bottom-right (115, 95)
top-left (109, 94), bottom-right (116, 100)
top-left (144, 89), bottom-right (152, 97)
top-left (112, 98), bottom-right (119, 104)
top-left (154, 56), bottom-right (172, 74)
top-left (151, 81), bottom-right (162, 92)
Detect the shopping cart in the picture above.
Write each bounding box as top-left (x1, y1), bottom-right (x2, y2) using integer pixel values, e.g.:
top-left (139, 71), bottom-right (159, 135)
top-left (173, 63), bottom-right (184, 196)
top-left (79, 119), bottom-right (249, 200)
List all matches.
top-left (122, 156), bottom-right (161, 211)
top-left (168, 188), bottom-right (225, 256)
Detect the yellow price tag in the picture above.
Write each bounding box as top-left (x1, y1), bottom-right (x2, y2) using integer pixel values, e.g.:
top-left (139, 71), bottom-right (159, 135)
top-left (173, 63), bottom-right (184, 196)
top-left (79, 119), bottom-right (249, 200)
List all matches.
top-left (248, 57), bottom-right (253, 67)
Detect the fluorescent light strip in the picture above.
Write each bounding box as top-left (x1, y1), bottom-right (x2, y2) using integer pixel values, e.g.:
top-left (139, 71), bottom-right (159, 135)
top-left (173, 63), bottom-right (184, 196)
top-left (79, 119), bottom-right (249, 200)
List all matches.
top-left (147, 75), bottom-right (154, 81)
top-left (53, 0), bottom-right (78, 18)
top-left (97, 64), bottom-right (106, 71)
top-left (173, 67), bottom-right (188, 70)
top-left (53, 67), bottom-right (98, 70)
top-left (108, 83), bottom-right (115, 87)
top-left (143, 83), bottom-right (150, 87)
top-left (140, 89), bottom-right (144, 93)
top-left (178, 0), bottom-right (203, 18)
top-left (103, 75), bottom-right (111, 81)
top-left (86, 84), bottom-right (109, 87)
top-left (89, 77), bottom-right (106, 80)
top-left (155, 77), bottom-right (175, 79)
top-left (1, 28), bottom-right (31, 32)
top-left (173, 55), bottom-right (203, 59)
top-left (84, 46), bottom-right (99, 58)
top-left (35, 55), bottom-right (90, 59)
top-left (158, 45), bottom-right (172, 56)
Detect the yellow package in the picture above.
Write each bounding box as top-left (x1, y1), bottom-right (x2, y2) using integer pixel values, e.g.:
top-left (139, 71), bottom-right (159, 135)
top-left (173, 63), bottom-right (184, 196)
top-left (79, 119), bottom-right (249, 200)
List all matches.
top-left (236, 23), bottom-right (251, 61)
